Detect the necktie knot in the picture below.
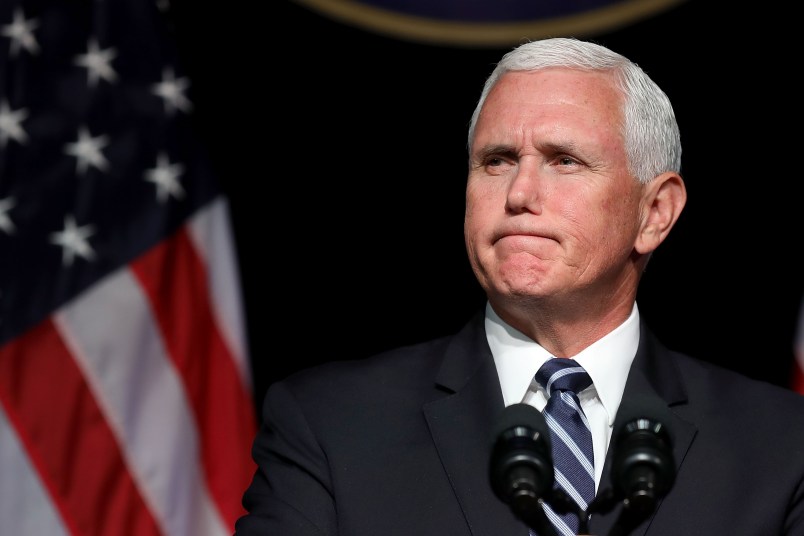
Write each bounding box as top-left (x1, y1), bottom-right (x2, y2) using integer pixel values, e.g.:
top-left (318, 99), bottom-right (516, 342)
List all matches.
top-left (535, 358), bottom-right (592, 397)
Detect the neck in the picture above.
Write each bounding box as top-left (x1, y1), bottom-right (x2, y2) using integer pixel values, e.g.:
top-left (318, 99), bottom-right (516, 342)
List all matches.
top-left (488, 294), bottom-right (636, 357)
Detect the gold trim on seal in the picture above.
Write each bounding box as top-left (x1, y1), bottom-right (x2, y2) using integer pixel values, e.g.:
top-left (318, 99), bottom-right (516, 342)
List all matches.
top-left (292, 0), bottom-right (689, 47)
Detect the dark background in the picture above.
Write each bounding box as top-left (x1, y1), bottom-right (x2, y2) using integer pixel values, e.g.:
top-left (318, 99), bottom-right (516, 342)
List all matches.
top-left (171, 1), bottom-right (803, 412)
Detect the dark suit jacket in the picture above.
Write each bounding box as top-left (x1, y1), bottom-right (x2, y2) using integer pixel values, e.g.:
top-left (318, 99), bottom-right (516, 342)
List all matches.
top-left (235, 310), bottom-right (804, 535)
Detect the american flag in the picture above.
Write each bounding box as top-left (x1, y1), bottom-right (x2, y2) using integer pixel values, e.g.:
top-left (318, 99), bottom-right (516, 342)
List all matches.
top-left (0, 1), bottom-right (257, 535)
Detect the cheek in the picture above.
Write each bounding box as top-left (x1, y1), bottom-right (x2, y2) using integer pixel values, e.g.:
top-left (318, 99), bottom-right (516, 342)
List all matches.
top-left (599, 188), bottom-right (637, 214)
top-left (589, 195), bottom-right (641, 254)
top-left (558, 193), bottom-right (633, 257)
top-left (465, 182), bottom-right (493, 228)
top-left (464, 186), bottom-right (500, 262)
top-left (464, 188), bottom-right (480, 240)
top-left (463, 202), bottom-right (484, 251)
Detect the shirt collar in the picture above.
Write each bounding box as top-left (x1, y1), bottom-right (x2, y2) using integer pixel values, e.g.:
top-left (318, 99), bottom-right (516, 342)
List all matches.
top-left (486, 301), bottom-right (640, 425)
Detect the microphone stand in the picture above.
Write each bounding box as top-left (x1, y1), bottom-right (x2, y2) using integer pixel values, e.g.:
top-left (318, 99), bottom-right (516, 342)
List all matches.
top-left (517, 486), bottom-right (659, 536)
top-left (512, 488), bottom-right (590, 536)
top-left (503, 469), bottom-right (560, 536)
top-left (547, 489), bottom-right (589, 534)
top-left (584, 486), bottom-right (660, 536)
top-left (510, 497), bottom-right (560, 536)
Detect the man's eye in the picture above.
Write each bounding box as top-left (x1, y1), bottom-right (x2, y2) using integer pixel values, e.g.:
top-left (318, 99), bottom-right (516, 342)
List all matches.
top-left (484, 157), bottom-right (516, 175)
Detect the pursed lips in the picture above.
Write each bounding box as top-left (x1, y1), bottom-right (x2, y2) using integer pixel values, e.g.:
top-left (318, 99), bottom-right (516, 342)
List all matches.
top-left (492, 227), bottom-right (557, 246)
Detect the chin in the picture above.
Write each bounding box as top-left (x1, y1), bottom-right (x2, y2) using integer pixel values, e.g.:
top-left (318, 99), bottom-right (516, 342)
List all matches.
top-left (490, 279), bottom-right (551, 301)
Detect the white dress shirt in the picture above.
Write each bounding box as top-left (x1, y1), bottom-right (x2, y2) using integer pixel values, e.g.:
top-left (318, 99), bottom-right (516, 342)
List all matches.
top-left (485, 301), bottom-right (640, 490)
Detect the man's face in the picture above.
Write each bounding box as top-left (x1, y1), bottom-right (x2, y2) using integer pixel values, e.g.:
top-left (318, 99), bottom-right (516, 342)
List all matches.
top-left (464, 68), bottom-right (646, 309)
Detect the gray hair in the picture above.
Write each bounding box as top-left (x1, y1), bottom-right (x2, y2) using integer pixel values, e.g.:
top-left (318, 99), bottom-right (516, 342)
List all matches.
top-left (467, 37), bottom-right (682, 184)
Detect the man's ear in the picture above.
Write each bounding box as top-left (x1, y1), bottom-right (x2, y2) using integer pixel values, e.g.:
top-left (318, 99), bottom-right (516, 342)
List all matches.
top-left (635, 172), bottom-right (687, 255)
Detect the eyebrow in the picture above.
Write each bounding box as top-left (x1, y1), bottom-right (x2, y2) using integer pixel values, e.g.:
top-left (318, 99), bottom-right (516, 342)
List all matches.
top-left (539, 140), bottom-right (581, 156)
top-left (473, 144), bottom-right (517, 161)
top-left (473, 140), bottom-right (582, 161)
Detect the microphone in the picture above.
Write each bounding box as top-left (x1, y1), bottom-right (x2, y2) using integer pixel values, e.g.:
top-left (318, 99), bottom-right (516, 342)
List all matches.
top-left (609, 395), bottom-right (675, 525)
top-left (489, 403), bottom-right (557, 535)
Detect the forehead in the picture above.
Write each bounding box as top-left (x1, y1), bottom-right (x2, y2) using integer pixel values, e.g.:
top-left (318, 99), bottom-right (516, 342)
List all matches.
top-left (489, 67), bottom-right (621, 110)
top-left (475, 68), bottom-right (624, 144)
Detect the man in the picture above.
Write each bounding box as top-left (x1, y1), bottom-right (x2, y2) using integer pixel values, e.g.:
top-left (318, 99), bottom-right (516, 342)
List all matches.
top-left (235, 37), bottom-right (804, 535)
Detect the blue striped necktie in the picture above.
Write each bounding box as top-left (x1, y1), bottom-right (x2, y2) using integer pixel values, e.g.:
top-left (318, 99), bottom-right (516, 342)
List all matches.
top-left (533, 358), bottom-right (594, 536)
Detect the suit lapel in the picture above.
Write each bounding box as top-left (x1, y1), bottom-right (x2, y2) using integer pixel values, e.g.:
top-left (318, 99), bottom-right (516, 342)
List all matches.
top-left (423, 312), bottom-right (528, 536)
top-left (591, 322), bottom-right (697, 536)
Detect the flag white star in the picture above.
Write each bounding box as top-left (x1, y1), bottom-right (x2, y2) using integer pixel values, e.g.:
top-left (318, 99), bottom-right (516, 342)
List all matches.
top-left (1, 8), bottom-right (40, 57)
top-left (0, 100), bottom-right (29, 147)
top-left (49, 215), bottom-right (96, 267)
top-left (145, 152), bottom-right (185, 203)
top-left (0, 197), bottom-right (16, 235)
top-left (73, 38), bottom-right (118, 87)
top-left (151, 67), bottom-right (192, 115)
top-left (63, 126), bottom-right (110, 175)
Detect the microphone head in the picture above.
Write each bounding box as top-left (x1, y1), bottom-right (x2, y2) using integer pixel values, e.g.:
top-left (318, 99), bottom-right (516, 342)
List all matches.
top-left (611, 395), bottom-right (676, 514)
top-left (489, 403), bottom-right (554, 509)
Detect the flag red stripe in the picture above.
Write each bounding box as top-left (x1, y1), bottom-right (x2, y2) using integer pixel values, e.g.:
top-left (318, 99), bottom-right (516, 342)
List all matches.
top-left (796, 298), bottom-right (804, 395)
top-left (0, 319), bottom-right (162, 536)
top-left (793, 361), bottom-right (804, 394)
top-left (130, 226), bottom-right (257, 528)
